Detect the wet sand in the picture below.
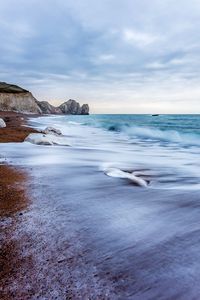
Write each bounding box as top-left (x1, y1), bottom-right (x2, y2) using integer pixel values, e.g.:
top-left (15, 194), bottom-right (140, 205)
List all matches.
top-left (0, 165), bottom-right (33, 300)
top-left (0, 111), bottom-right (38, 143)
top-left (1, 159), bottom-right (200, 299)
top-left (0, 112), bottom-right (37, 299)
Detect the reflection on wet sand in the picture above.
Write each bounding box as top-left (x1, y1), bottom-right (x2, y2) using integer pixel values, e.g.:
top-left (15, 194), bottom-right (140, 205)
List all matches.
top-left (0, 165), bottom-right (34, 300)
top-left (0, 165), bottom-right (28, 216)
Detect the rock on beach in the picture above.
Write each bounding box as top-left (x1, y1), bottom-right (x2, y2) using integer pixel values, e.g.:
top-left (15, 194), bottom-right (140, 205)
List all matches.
top-left (0, 118), bottom-right (6, 128)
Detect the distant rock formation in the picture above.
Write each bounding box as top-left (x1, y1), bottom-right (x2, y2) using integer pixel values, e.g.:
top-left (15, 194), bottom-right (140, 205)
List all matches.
top-left (59, 99), bottom-right (89, 115)
top-left (81, 104), bottom-right (89, 115)
top-left (59, 99), bottom-right (81, 114)
top-left (36, 100), bottom-right (62, 114)
top-left (37, 99), bottom-right (89, 115)
top-left (0, 82), bottom-right (90, 115)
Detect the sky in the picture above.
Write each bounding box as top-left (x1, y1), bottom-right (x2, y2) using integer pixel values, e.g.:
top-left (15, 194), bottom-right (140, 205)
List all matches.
top-left (0, 0), bottom-right (200, 113)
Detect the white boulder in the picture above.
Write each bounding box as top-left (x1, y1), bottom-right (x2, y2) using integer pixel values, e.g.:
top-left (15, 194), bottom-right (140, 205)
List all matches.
top-left (25, 133), bottom-right (70, 146)
top-left (0, 118), bottom-right (6, 128)
top-left (43, 126), bottom-right (62, 136)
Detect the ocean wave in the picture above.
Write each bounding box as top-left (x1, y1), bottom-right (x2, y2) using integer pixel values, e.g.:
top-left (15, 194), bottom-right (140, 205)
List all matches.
top-left (101, 122), bottom-right (200, 146)
top-left (124, 126), bottom-right (200, 146)
top-left (62, 115), bottom-right (200, 147)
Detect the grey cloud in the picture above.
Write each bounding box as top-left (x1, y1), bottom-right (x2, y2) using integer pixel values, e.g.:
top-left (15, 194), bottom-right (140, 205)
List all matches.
top-left (0, 0), bottom-right (200, 112)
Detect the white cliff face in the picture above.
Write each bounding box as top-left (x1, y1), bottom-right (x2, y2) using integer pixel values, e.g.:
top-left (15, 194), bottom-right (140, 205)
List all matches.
top-left (0, 82), bottom-right (89, 115)
top-left (0, 92), bottom-right (42, 114)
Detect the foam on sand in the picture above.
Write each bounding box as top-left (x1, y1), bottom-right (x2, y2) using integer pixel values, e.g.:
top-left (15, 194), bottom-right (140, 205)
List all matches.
top-left (104, 167), bottom-right (148, 187)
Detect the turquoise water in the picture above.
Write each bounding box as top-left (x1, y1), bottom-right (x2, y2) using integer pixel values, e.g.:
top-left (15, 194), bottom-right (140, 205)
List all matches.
top-left (29, 113), bottom-right (200, 190)
top-left (2, 113), bottom-right (199, 298)
top-left (1, 114), bottom-right (200, 299)
top-left (63, 114), bottom-right (200, 147)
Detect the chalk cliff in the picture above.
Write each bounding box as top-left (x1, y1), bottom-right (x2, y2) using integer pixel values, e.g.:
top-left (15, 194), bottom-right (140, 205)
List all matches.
top-left (0, 82), bottom-right (42, 114)
top-left (0, 82), bottom-right (90, 115)
top-left (36, 100), bottom-right (62, 114)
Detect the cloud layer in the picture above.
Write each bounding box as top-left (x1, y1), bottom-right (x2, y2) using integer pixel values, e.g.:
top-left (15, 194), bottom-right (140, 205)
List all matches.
top-left (0, 0), bottom-right (200, 113)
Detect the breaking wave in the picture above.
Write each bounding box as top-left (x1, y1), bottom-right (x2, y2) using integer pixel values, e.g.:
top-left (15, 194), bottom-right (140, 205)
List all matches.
top-left (104, 123), bottom-right (200, 146)
top-left (124, 126), bottom-right (200, 146)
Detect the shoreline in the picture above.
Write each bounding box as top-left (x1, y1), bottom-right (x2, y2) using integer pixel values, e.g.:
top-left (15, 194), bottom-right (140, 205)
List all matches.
top-left (0, 112), bottom-right (34, 299)
top-left (1, 112), bottom-right (200, 299)
top-left (0, 112), bottom-right (108, 299)
top-left (0, 111), bottom-right (39, 143)
top-left (0, 165), bottom-right (31, 300)
top-left (0, 111), bottom-right (36, 220)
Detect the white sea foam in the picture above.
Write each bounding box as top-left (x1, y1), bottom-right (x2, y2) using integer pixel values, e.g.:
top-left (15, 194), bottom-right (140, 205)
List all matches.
top-left (24, 115), bottom-right (200, 191)
top-left (104, 167), bottom-right (148, 187)
top-left (67, 121), bottom-right (83, 125)
top-left (2, 114), bottom-right (200, 298)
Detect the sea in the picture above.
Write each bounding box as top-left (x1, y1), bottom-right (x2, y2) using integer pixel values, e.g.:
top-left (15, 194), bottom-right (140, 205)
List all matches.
top-left (30, 113), bottom-right (200, 190)
top-left (1, 114), bottom-right (200, 298)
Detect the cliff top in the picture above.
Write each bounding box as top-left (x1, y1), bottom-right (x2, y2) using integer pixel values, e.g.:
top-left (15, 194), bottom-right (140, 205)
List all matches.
top-left (0, 82), bottom-right (29, 94)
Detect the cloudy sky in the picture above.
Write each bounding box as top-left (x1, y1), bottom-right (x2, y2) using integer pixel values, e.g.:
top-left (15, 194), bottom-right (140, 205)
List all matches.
top-left (0, 0), bottom-right (200, 113)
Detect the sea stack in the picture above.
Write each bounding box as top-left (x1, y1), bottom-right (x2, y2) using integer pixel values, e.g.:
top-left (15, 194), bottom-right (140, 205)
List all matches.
top-left (59, 99), bottom-right (89, 115)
